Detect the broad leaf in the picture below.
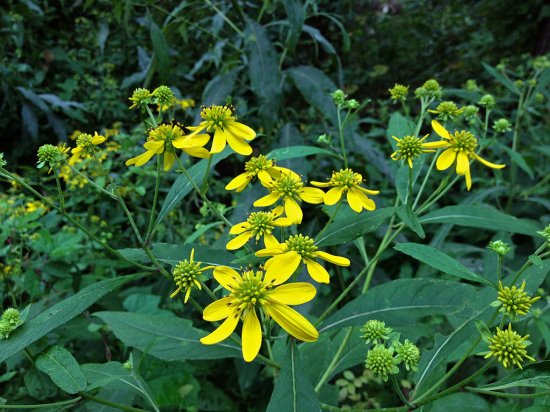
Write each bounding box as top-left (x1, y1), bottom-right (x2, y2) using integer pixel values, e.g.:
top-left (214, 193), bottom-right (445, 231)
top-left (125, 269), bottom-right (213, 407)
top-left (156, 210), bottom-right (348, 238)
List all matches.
top-left (478, 362), bottom-right (550, 391)
top-left (420, 205), bottom-right (538, 236)
top-left (267, 145), bottom-right (335, 161)
top-left (394, 243), bottom-right (493, 286)
top-left (0, 275), bottom-right (139, 363)
top-left (95, 312), bottom-right (241, 361)
top-left (35, 345), bottom-right (87, 394)
top-left (396, 205), bottom-right (425, 238)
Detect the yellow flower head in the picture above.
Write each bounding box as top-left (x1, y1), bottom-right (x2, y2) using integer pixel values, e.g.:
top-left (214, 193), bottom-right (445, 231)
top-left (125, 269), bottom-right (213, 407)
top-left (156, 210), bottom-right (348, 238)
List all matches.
top-left (311, 169), bottom-right (379, 213)
top-left (225, 155), bottom-right (290, 192)
top-left (226, 206), bottom-right (293, 250)
top-left (125, 124), bottom-right (210, 171)
top-left (256, 234), bottom-right (350, 284)
top-left (425, 120), bottom-right (505, 190)
top-left (497, 281), bottom-right (540, 318)
top-left (25, 200), bottom-right (47, 214)
top-left (69, 132), bottom-right (106, 165)
top-left (390, 135), bottom-right (435, 168)
top-left (200, 266), bottom-right (319, 362)
top-left (253, 171), bottom-right (324, 224)
top-left (171, 249), bottom-right (213, 303)
top-left (484, 324), bottom-right (535, 369)
top-left (187, 105), bottom-right (256, 156)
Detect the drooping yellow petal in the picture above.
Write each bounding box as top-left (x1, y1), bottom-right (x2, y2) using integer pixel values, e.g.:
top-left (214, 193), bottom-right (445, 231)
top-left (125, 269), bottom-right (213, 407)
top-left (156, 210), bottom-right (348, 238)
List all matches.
top-left (361, 196), bottom-right (376, 211)
top-left (465, 167), bottom-right (472, 191)
top-left (213, 266), bottom-right (242, 291)
top-left (324, 187), bottom-right (344, 205)
top-left (200, 313), bottom-right (239, 345)
top-left (300, 187), bottom-right (325, 204)
top-left (203, 297), bottom-right (233, 321)
top-left (143, 140), bottom-right (165, 152)
top-left (183, 147), bottom-right (211, 159)
top-left (268, 282), bottom-right (317, 305)
top-left (473, 153), bottom-right (506, 169)
top-left (456, 151), bottom-right (469, 176)
top-left (163, 151), bottom-right (176, 171)
top-left (126, 150), bottom-right (156, 167)
top-left (284, 197), bottom-right (303, 224)
top-left (264, 251), bottom-right (302, 285)
top-left (229, 122), bottom-right (256, 141)
top-left (170, 286), bottom-right (182, 299)
top-left (254, 192), bottom-right (280, 207)
top-left (210, 129), bottom-right (227, 154)
top-left (436, 148), bottom-right (457, 171)
top-left (263, 302), bottom-right (319, 342)
top-left (92, 134), bottom-right (106, 145)
top-left (346, 188), bottom-right (364, 213)
top-left (242, 309), bottom-right (262, 362)
top-left (432, 120), bottom-right (451, 140)
top-left (304, 259), bottom-right (330, 284)
top-left (226, 232), bottom-right (253, 250)
top-left (225, 129), bottom-right (253, 156)
top-left (225, 173), bottom-right (251, 191)
top-left (315, 250), bottom-right (351, 266)
top-left (264, 233), bottom-right (280, 249)
top-left (255, 247), bottom-right (286, 257)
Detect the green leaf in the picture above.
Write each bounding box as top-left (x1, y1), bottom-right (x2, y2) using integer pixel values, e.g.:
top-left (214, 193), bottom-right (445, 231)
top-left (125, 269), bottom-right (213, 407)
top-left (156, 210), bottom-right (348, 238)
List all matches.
top-left (475, 320), bottom-right (492, 342)
top-left (202, 68), bottom-right (240, 106)
top-left (420, 205), bottom-right (538, 236)
top-left (266, 343), bottom-right (320, 412)
top-left (94, 312), bottom-right (241, 361)
top-left (155, 150), bottom-right (232, 229)
top-left (482, 62), bottom-right (519, 95)
top-left (287, 66), bottom-right (338, 124)
top-left (394, 243), bottom-right (493, 286)
top-left (149, 20), bottom-right (169, 82)
top-left (315, 207), bottom-right (394, 247)
top-left (499, 144), bottom-right (534, 179)
top-left (320, 279), bottom-right (476, 332)
top-left (430, 393), bottom-right (490, 411)
top-left (396, 205), bottom-right (425, 238)
top-left (386, 112), bottom-right (415, 148)
top-left (267, 145), bottom-right (335, 161)
top-left (283, 0), bottom-right (304, 50)
top-left (478, 362), bottom-right (550, 390)
top-left (0, 275), bottom-right (139, 363)
top-left (35, 345), bottom-right (87, 394)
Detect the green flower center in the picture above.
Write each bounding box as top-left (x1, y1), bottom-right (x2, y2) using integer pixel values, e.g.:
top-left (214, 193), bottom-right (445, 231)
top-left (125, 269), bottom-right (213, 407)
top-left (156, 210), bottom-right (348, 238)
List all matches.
top-left (149, 124), bottom-right (184, 147)
top-left (488, 326), bottom-right (530, 367)
top-left (395, 136), bottom-right (423, 159)
top-left (366, 345), bottom-right (395, 378)
top-left (244, 155), bottom-right (273, 175)
top-left (231, 270), bottom-right (269, 312)
top-left (330, 168), bottom-right (362, 188)
top-left (274, 174), bottom-right (303, 198)
top-left (285, 234), bottom-right (317, 259)
top-left (436, 101), bottom-right (460, 115)
top-left (451, 131), bottom-right (478, 154)
top-left (497, 282), bottom-right (537, 316)
top-left (173, 260), bottom-right (202, 289)
top-left (200, 105), bottom-right (235, 132)
top-left (248, 212), bottom-right (275, 238)
top-left (76, 134), bottom-right (94, 149)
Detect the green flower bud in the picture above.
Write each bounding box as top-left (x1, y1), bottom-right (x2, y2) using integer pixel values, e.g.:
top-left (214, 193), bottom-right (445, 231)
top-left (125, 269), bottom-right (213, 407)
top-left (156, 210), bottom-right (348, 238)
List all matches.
top-left (533, 55), bottom-right (550, 71)
top-left (365, 345), bottom-right (399, 381)
top-left (388, 84), bottom-right (409, 101)
top-left (464, 79), bottom-right (479, 92)
top-left (478, 94), bottom-right (496, 110)
top-left (0, 321), bottom-right (12, 339)
top-left (537, 224), bottom-right (550, 244)
top-left (331, 89), bottom-right (347, 105)
top-left (488, 240), bottom-right (511, 256)
top-left (0, 153), bottom-right (6, 168)
top-left (428, 101), bottom-right (463, 122)
top-left (515, 79), bottom-right (524, 90)
top-left (496, 281), bottom-right (540, 318)
top-left (129, 88), bottom-right (152, 110)
top-left (361, 320), bottom-right (392, 344)
top-left (493, 118), bottom-right (512, 134)
top-left (37, 144), bottom-right (68, 169)
top-left (462, 105), bottom-right (479, 122)
top-left (415, 79), bottom-right (442, 99)
top-left (153, 85), bottom-right (176, 108)
top-left (344, 99), bottom-right (360, 109)
top-left (535, 93), bottom-right (545, 104)
top-left (484, 324), bottom-right (535, 368)
top-left (317, 133), bottom-right (331, 145)
top-left (1, 308), bottom-right (20, 326)
top-left (394, 339), bottom-right (420, 371)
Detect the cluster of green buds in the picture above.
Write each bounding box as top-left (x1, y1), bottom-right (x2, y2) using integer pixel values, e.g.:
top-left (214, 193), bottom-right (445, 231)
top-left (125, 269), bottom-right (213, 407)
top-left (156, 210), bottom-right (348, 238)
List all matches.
top-left (493, 118), bottom-right (512, 134)
top-left (129, 85), bottom-right (175, 111)
top-left (428, 101), bottom-right (464, 122)
top-left (37, 144), bottom-right (69, 170)
top-left (464, 79), bottom-right (479, 92)
top-left (462, 105), bottom-right (479, 124)
top-left (331, 89), bottom-right (360, 110)
top-left (488, 240), bottom-right (511, 256)
top-left (493, 281), bottom-right (540, 318)
top-left (0, 152), bottom-right (7, 168)
top-left (388, 83), bottom-right (409, 102)
top-left (478, 94), bottom-right (496, 110)
top-left (414, 79), bottom-right (442, 99)
top-left (537, 224), bottom-right (550, 245)
top-left (0, 308), bottom-right (22, 339)
top-left (360, 320), bottom-right (420, 381)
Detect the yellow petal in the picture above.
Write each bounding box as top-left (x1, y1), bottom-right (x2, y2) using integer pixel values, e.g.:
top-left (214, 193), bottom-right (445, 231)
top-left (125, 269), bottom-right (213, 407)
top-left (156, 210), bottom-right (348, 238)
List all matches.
top-left (225, 173), bottom-right (251, 191)
top-left (143, 140), bottom-right (165, 152)
top-left (268, 282), bottom-right (317, 305)
top-left (300, 187), bottom-right (325, 204)
top-left (346, 188), bottom-right (364, 213)
top-left (456, 151), bottom-right (469, 176)
top-left (203, 297), bottom-right (233, 321)
top-left (257, 170), bottom-right (272, 184)
top-left (126, 150), bottom-right (156, 167)
top-left (255, 247), bottom-right (285, 257)
top-left (226, 232), bottom-right (253, 250)
top-left (436, 148), bottom-right (457, 171)
top-left (186, 124), bottom-right (206, 135)
top-left (465, 168), bottom-right (472, 191)
top-left (242, 309), bottom-right (262, 362)
top-left (264, 251), bottom-right (302, 285)
top-left (213, 266), bottom-right (242, 291)
top-left (229, 122), bottom-right (256, 140)
top-left (361, 196), bottom-right (376, 211)
top-left (254, 192), bottom-right (280, 207)
top-left (304, 259), bottom-right (330, 284)
top-left (69, 153), bottom-right (81, 165)
top-left (210, 129), bottom-right (227, 153)
top-left (92, 135), bottom-right (106, 145)
top-left (183, 147), bottom-right (211, 159)
top-left (324, 186), bottom-right (344, 205)
top-left (225, 129), bottom-right (253, 156)
top-left (310, 181), bottom-right (331, 188)
top-left (263, 302), bottom-right (319, 342)
top-left (284, 197), bottom-right (303, 224)
top-left (272, 217), bottom-right (293, 227)
top-left (422, 141), bottom-right (450, 149)
top-left (473, 153), bottom-right (506, 169)
top-left (432, 120), bottom-right (451, 139)
top-left (315, 250), bottom-right (351, 266)
top-left (163, 152), bottom-right (176, 171)
top-left (229, 223), bottom-right (249, 235)
top-left (200, 312), bottom-right (239, 345)
top-left (264, 233), bottom-right (280, 249)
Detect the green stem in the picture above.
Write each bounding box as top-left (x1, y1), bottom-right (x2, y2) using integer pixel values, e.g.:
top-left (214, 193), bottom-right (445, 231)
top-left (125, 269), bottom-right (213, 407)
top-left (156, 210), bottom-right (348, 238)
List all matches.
top-left (200, 155), bottom-right (213, 193)
top-left (80, 392), bottom-right (149, 412)
top-left (53, 168), bottom-right (64, 210)
top-left (412, 149), bottom-right (439, 210)
top-left (320, 403), bottom-right (407, 412)
top-left (146, 155), bottom-right (162, 242)
top-left (315, 327), bottom-right (353, 392)
top-left (336, 105), bottom-right (348, 168)
top-left (315, 202), bottom-right (341, 242)
top-left (68, 165), bottom-right (117, 199)
top-left (511, 243), bottom-right (547, 285)
top-left (391, 375), bottom-right (414, 408)
top-left (483, 109), bottom-right (491, 140)
top-left (506, 90), bottom-right (525, 212)
top-left (466, 387), bottom-right (550, 398)
top-left (204, 0), bottom-right (244, 37)
top-left (407, 165), bottom-right (413, 207)
top-left (0, 398), bottom-right (81, 409)
top-left (497, 255), bottom-right (503, 284)
top-left (417, 175), bottom-right (458, 215)
top-left (145, 106), bottom-right (159, 127)
top-left (199, 280), bottom-right (218, 301)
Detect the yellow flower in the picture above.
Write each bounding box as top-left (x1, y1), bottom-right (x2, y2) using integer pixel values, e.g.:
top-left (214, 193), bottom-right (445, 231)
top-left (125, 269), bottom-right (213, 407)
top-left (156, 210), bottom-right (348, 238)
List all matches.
top-left (25, 201), bottom-right (47, 214)
top-left (69, 132), bottom-right (106, 165)
top-left (200, 266), bottom-right (319, 362)
top-left (311, 169), bottom-right (379, 213)
top-left (187, 105), bottom-right (256, 156)
top-left (256, 234), bottom-right (350, 284)
top-left (170, 249), bottom-right (213, 303)
top-left (125, 124), bottom-right (210, 171)
top-left (225, 155), bottom-right (290, 192)
top-left (484, 324), bottom-right (535, 369)
top-left (253, 171), bottom-right (324, 224)
top-left (226, 207), bottom-right (293, 250)
top-left (390, 135), bottom-right (435, 168)
top-left (425, 120), bottom-right (505, 190)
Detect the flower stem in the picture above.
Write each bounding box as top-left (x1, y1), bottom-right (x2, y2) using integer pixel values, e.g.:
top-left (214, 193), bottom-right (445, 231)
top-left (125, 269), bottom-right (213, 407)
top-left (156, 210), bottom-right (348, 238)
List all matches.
top-left (315, 327), bottom-right (353, 392)
top-left (465, 387), bottom-right (550, 398)
top-left (315, 202), bottom-right (341, 243)
top-left (0, 397), bottom-right (82, 409)
top-left (80, 392), bottom-right (149, 412)
top-left (53, 168), bottom-right (64, 210)
top-left (412, 149), bottom-right (439, 210)
top-left (146, 155), bottom-right (162, 242)
top-left (390, 375), bottom-right (414, 408)
top-left (336, 105), bottom-right (348, 168)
